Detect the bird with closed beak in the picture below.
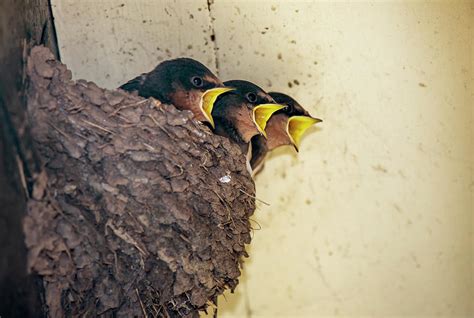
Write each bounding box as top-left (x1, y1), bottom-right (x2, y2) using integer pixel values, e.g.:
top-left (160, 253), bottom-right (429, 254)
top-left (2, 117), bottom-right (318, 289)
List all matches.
top-left (119, 58), bottom-right (233, 128)
top-left (250, 92), bottom-right (322, 177)
top-left (211, 80), bottom-right (286, 174)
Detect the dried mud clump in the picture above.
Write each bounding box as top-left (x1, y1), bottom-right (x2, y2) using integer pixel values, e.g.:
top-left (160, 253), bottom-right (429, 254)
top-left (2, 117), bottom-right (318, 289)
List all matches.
top-left (23, 46), bottom-right (255, 317)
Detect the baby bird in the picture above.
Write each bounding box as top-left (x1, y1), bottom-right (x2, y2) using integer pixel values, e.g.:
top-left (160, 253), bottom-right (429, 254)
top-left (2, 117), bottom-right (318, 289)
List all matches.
top-left (211, 80), bottom-right (285, 174)
top-left (250, 92), bottom-right (322, 177)
top-left (120, 58), bottom-right (232, 127)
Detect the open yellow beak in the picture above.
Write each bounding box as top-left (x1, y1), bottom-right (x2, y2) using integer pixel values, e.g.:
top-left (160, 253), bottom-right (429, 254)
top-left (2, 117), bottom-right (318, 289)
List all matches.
top-left (287, 116), bottom-right (322, 151)
top-left (201, 87), bottom-right (235, 128)
top-left (252, 104), bottom-right (286, 138)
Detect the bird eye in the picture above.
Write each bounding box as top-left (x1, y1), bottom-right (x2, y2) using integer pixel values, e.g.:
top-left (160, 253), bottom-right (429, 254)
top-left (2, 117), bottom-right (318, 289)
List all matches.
top-left (191, 76), bottom-right (203, 88)
top-left (246, 92), bottom-right (257, 103)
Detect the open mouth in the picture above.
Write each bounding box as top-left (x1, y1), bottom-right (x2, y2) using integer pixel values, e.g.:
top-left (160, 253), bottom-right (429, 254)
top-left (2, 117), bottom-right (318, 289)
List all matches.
top-left (287, 116), bottom-right (322, 151)
top-left (200, 87), bottom-right (235, 128)
top-left (252, 104), bottom-right (286, 137)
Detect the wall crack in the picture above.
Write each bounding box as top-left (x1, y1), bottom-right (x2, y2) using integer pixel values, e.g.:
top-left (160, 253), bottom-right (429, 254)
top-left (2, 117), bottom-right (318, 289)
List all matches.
top-left (206, 0), bottom-right (220, 75)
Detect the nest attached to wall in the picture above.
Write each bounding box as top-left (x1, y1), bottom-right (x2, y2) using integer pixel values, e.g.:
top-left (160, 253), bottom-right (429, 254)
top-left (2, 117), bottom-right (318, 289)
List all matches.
top-left (23, 46), bottom-right (256, 317)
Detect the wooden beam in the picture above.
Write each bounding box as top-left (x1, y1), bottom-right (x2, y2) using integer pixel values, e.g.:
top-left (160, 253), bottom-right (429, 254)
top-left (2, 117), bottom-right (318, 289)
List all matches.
top-left (0, 0), bottom-right (59, 316)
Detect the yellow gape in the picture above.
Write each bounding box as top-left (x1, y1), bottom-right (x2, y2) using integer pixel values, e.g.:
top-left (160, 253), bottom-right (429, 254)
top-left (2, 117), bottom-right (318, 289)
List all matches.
top-left (200, 87), bottom-right (235, 128)
top-left (252, 104), bottom-right (286, 137)
top-left (287, 116), bottom-right (322, 151)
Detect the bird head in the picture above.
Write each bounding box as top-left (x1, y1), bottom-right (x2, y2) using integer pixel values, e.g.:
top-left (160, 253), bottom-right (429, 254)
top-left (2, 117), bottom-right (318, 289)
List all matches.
top-left (267, 92), bottom-right (322, 152)
top-left (140, 58), bottom-right (232, 126)
top-left (219, 80), bottom-right (285, 142)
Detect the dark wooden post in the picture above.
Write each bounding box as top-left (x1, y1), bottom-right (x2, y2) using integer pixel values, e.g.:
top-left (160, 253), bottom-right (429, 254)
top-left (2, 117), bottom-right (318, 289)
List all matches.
top-left (0, 0), bottom-right (59, 316)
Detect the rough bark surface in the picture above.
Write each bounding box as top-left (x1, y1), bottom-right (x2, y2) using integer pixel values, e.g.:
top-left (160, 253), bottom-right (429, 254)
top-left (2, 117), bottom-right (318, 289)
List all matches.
top-left (24, 46), bottom-right (255, 317)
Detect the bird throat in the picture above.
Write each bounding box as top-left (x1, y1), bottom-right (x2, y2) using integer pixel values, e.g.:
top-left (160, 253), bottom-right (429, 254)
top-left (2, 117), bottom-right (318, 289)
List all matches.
top-left (169, 88), bottom-right (206, 121)
top-left (265, 113), bottom-right (293, 150)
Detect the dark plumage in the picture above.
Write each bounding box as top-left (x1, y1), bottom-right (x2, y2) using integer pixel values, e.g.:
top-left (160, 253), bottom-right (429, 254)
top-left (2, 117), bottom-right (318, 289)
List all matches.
top-left (250, 92), bottom-right (322, 177)
top-left (211, 80), bottom-right (285, 174)
top-left (212, 93), bottom-right (259, 149)
top-left (269, 92), bottom-right (311, 117)
top-left (120, 58), bottom-right (232, 126)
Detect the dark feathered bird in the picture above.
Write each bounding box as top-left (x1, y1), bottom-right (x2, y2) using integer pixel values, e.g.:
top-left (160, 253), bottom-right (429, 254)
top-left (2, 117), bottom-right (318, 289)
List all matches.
top-left (120, 58), bottom-right (232, 127)
top-left (211, 80), bottom-right (285, 174)
top-left (250, 92), bottom-right (322, 177)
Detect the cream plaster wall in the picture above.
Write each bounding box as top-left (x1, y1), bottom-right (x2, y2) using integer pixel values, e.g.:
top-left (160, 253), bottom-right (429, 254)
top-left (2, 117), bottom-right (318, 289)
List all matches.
top-left (51, 1), bottom-right (473, 317)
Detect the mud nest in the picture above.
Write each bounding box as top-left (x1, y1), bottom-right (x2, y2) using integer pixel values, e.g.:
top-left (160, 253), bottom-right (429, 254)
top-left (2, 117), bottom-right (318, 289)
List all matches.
top-left (23, 46), bottom-right (256, 317)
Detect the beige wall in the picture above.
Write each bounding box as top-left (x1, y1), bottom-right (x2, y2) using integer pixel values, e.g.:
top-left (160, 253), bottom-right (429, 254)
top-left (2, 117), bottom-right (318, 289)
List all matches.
top-left (51, 1), bottom-right (473, 317)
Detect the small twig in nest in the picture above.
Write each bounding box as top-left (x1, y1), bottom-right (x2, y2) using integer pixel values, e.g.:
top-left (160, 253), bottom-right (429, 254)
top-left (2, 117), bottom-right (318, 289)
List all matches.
top-left (249, 218), bottom-right (262, 231)
top-left (239, 189), bottom-right (270, 206)
top-left (147, 114), bottom-right (172, 136)
top-left (167, 164), bottom-right (184, 178)
top-left (249, 218), bottom-right (262, 238)
top-left (15, 155), bottom-right (29, 199)
top-left (81, 119), bottom-right (116, 134)
top-left (142, 142), bottom-right (157, 152)
top-left (48, 122), bottom-right (69, 139)
top-left (213, 190), bottom-right (235, 228)
top-left (135, 288), bottom-right (148, 318)
top-left (105, 219), bottom-right (148, 257)
top-left (109, 99), bottom-right (149, 117)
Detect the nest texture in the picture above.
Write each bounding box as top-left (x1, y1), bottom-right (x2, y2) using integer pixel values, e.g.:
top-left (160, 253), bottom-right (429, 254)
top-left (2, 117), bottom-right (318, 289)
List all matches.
top-left (23, 46), bottom-right (255, 317)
